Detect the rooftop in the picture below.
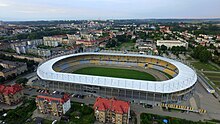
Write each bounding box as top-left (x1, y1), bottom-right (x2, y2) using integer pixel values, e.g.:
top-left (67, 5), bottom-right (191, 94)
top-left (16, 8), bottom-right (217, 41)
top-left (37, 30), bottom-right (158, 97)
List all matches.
top-left (93, 97), bottom-right (130, 114)
top-left (0, 84), bottom-right (22, 95)
top-left (36, 93), bottom-right (70, 104)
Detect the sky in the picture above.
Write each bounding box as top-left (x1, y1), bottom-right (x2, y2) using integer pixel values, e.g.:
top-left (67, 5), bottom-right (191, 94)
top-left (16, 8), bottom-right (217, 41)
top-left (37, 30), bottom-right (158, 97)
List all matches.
top-left (0, 0), bottom-right (220, 21)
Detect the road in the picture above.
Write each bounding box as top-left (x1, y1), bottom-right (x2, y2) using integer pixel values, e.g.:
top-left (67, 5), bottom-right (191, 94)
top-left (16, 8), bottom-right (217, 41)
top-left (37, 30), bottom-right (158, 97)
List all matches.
top-left (5, 72), bottom-right (37, 85)
top-left (202, 71), bottom-right (220, 73)
top-left (22, 79), bottom-right (220, 124)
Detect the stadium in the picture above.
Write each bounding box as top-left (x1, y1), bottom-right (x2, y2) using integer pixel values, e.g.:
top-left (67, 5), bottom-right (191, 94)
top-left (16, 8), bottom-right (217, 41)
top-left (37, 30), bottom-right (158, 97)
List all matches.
top-left (37, 52), bottom-right (197, 106)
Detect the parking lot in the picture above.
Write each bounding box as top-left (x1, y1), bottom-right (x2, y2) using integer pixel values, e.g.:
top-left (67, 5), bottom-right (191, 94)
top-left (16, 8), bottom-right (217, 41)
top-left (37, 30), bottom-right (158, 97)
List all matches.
top-left (23, 80), bottom-right (220, 124)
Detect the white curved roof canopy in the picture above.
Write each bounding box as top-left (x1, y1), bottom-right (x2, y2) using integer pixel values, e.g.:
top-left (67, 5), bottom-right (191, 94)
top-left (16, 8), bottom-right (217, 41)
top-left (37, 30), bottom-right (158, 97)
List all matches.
top-left (37, 52), bottom-right (197, 93)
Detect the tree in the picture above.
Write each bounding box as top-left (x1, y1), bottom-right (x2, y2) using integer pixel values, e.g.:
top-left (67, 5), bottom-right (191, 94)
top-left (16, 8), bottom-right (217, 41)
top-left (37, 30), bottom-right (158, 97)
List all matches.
top-left (16, 78), bottom-right (28, 86)
top-left (160, 45), bottom-right (167, 51)
top-left (192, 45), bottom-right (212, 63)
top-left (0, 65), bottom-right (4, 71)
top-left (192, 45), bottom-right (205, 59)
top-left (199, 50), bottom-right (212, 63)
top-left (116, 34), bottom-right (127, 43)
top-left (0, 76), bottom-right (5, 84)
top-left (106, 39), bottom-right (118, 48)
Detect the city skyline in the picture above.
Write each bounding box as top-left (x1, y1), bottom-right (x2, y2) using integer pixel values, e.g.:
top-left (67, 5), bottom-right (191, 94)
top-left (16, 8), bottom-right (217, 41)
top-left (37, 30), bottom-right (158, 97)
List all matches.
top-left (0, 0), bottom-right (220, 21)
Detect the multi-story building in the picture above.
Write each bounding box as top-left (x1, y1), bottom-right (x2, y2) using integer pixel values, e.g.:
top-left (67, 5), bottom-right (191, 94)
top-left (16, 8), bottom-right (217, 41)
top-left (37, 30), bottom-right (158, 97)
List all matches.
top-left (0, 60), bottom-right (27, 78)
top-left (157, 40), bottom-right (188, 49)
top-left (67, 34), bottom-right (81, 45)
top-left (80, 33), bottom-right (95, 41)
top-left (0, 84), bottom-right (23, 105)
top-left (10, 40), bottom-right (27, 51)
top-left (43, 35), bottom-right (68, 47)
top-left (27, 39), bottom-right (43, 46)
top-left (10, 39), bottom-right (43, 54)
top-left (217, 35), bottom-right (220, 41)
top-left (36, 93), bottom-right (71, 116)
top-left (135, 39), bottom-right (155, 51)
top-left (67, 34), bottom-right (81, 41)
top-left (43, 40), bottom-right (59, 47)
top-left (93, 97), bottom-right (130, 124)
top-left (27, 48), bottom-right (51, 57)
top-left (76, 40), bottom-right (97, 47)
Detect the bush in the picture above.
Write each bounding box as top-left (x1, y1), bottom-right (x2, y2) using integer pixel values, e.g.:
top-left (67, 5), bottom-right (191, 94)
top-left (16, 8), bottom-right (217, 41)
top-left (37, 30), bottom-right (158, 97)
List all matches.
top-left (16, 78), bottom-right (28, 86)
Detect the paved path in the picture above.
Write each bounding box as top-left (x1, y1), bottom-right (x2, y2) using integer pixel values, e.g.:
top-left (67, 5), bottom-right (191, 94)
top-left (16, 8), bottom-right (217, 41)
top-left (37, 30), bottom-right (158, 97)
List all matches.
top-left (189, 97), bottom-right (198, 110)
top-left (202, 71), bottom-right (220, 73)
top-left (209, 61), bottom-right (220, 70)
top-left (195, 82), bottom-right (220, 120)
top-left (5, 72), bottom-right (37, 85)
top-left (22, 77), bottom-right (220, 124)
top-left (0, 102), bottom-right (23, 111)
top-left (131, 104), bottom-right (209, 124)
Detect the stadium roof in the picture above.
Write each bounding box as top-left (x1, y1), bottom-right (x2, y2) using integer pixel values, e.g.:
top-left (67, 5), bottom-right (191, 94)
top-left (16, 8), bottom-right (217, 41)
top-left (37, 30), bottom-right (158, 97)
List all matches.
top-left (37, 52), bottom-right (197, 94)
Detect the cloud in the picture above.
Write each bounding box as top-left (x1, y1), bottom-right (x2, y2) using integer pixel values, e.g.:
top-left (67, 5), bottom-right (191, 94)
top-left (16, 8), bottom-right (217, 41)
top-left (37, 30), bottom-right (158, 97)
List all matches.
top-left (0, 3), bottom-right (9, 7)
top-left (0, 0), bottom-right (220, 21)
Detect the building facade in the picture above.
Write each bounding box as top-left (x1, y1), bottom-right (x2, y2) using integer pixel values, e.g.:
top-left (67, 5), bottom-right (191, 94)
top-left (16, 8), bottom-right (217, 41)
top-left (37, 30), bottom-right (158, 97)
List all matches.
top-left (157, 40), bottom-right (188, 49)
top-left (0, 84), bottom-right (23, 105)
top-left (43, 35), bottom-right (68, 47)
top-left (36, 93), bottom-right (71, 116)
top-left (94, 97), bottom-right (130, 124)
top-left (27, 48), bottom-right (51, 57)
top-left (76, 40), bottom-right (97, 47)
top-left (0, 60), bottom-right (27, 78)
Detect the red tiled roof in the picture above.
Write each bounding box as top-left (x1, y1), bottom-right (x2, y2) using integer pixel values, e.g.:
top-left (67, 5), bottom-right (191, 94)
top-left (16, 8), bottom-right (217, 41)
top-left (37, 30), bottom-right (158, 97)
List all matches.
top-left (0, 85), bottom-right (5, 93)
top-left (76, 40), bottom-right (97, 43)
top-left (36, 93), bottom-right (70, 104)
top-left (1, 84), bottom-right (22, 95)
top-left (52, 34), bottom-right (67, 38)
top-left (93, 97), bottom-right (130, 114)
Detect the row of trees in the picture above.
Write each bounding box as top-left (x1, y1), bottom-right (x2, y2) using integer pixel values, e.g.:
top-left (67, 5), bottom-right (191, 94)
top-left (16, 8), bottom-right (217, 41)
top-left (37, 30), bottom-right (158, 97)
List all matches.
top-left (159, 45), bottom-right (186, 52)
top-left (192, 45), bottom-right (212, 63)
top-left (140, 113), bottom-right (207, 124)
top-left (106, 34), bottom-right (133, 48)
top-left (0, 54), bottom-right (38, 84)
top-left (0, 72), bottom-right (29, 84)
top-left (0, 99), bottom-right (36, 124)
top-left (16, 78), bottom-right (28, 86)
top-left (0, 54), bottom-right (38, 71)
top-left (1, 28), bottom-right (78, 40)
top-left (158, 45), bottom-right (187, 55)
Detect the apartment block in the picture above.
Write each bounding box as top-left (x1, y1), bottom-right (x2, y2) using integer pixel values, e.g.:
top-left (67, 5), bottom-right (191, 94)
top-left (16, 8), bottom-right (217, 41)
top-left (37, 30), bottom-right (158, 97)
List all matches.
top-left (43, 35), bottom-right (68, 47)
top-left (0, 60), bottom-right (27, 78)
top-left (93, 97), bottom-right (130, 124)
top-left (157, 40), bottom-right (188, 49)
top-left (0, 84), bottom-right (23, 105)
top-left (36, 93), bottom-right (71, 116)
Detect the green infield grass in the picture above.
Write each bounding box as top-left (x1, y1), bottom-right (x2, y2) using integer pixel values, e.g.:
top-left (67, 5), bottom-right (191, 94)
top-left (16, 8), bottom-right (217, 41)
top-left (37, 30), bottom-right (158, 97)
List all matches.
top-left (73, 67), bottom-right (156, 81)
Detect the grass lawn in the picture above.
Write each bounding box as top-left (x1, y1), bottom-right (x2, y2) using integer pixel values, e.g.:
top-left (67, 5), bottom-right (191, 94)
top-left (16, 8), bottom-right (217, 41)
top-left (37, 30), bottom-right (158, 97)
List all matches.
top-left (191, 61), bottom-right (220, 71)
top-left (203, 72), bottom-right (220, 87)
top-left (140, 113), bottom-right (213, 124)
top-left (0, 99), bottom-right (37, 124)
top-left (31, 102), bottom-right (95, 124)
top-left (116, 42), bottom-right (135, 50)
top-left (73, 67), bottom-right (156, 81)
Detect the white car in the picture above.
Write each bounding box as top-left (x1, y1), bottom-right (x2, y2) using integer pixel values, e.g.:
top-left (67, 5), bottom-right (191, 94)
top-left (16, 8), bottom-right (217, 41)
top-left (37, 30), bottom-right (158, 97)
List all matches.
top-left (52, 120), bottom-right (57, 124)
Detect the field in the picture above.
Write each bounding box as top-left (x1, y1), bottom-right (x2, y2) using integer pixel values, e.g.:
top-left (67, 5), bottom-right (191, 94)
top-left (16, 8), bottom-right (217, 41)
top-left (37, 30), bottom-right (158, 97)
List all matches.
top-left (191, 61), bottom-right (220, 71)
top-left (203, 72), bottom-right (220, 87)
top-left (115, 42), bottom-right (136, 51)
top-left (26, 102), bottom-right (95, 124)
top-left (140, 113), bottom-right (213, 124)
top-left (73, 67), bottom-right (156, 81)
